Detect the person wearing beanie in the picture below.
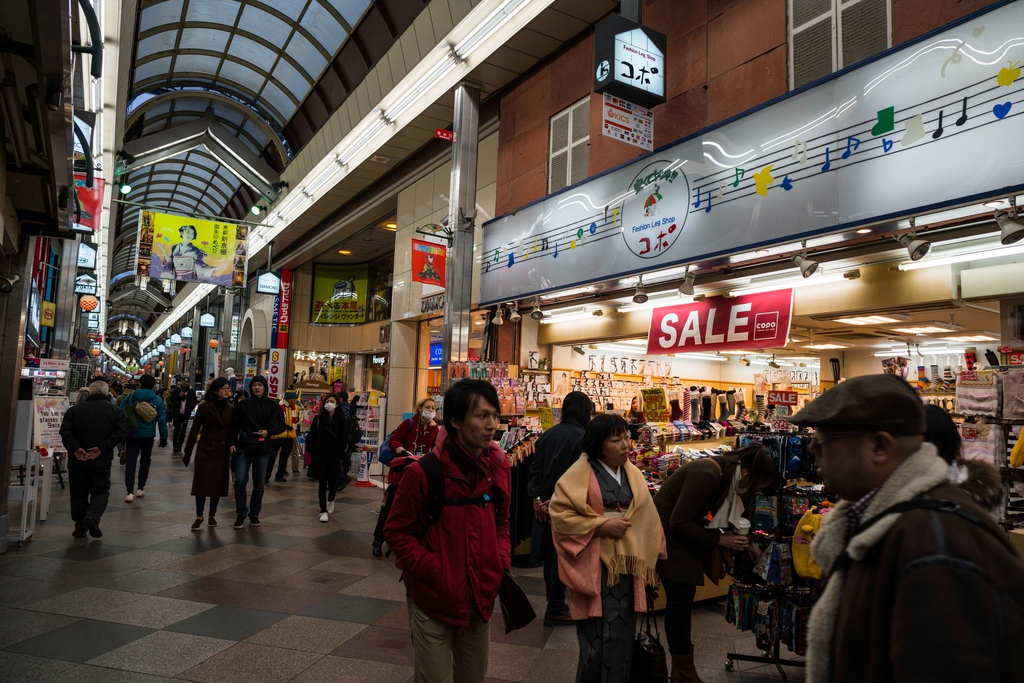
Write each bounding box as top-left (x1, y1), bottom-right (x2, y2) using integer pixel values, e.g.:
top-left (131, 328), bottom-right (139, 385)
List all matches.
top-left (226, 375), bottom-right (286, 529)
top-left (793, 374), bottom-right (1024, 683)
top-left (268, 390), bottom-right (301, 484)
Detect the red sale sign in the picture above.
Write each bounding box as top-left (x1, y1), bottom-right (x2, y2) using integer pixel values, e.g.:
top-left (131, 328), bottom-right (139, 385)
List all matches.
top-left (647, 289), bottom-right (793, 355)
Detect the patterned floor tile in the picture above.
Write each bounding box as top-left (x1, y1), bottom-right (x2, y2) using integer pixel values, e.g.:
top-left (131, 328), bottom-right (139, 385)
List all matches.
top-left (87, 630), bottom-right (234, 676)
top-left (177, 642), bottom-right (322, 683)
top-left (245, 615), bottom-right (366, 653)
top-left (5, 619), bottom-right (153, 662)
top-left (93, 594), bottom-right (214, 628)
top-left (164, 605), bottom-right (287, 640)
top-left (20, 587), bottom-right (146, 618)
top-left (298, 594), bottom-right (403, 625)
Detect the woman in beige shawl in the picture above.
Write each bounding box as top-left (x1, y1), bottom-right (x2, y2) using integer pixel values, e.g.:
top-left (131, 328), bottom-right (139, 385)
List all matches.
top-left (550, 414), bottom-right (666, 682)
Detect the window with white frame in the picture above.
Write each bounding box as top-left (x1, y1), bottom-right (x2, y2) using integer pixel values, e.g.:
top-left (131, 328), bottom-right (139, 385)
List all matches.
top-left (789, 0), bottom-right (891, 90)
top-left (549, 97), bottom-right (590, 194)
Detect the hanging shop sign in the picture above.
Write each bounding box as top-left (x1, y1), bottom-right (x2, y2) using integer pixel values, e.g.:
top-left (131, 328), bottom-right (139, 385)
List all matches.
top-left (77, 242), bottom-right (96, 269)
top-left (311, 264), bottom-right (368, 324)
top-left (169, 334), bottom-right (182, 345)
top-left (646, 289), bottom-right (793, 355)
top-left (257, 271), bottom-right (281, 294)
top-left (267, 348), bottom-right (286, 399)
top-left (73, 174), bottom-right (105, 231)
top-left (230, 315), bottom-right (239, 352)
top-left (40, 301), bottom-right (55, 328)
top-left (411, 239), bottom-right (446, 287)
top-left (768, 390), bottom-right (800, 406)
top-left (593, 14), bottom-right (666, 108)
top-left (602, 94), bottom-right (654, 151)
top-left (135, 210), bottom-right (248, 286)
top-left (421, 292), bottom-right (445, 314)
top-left (482, 2), bottom-right (1024, 305)
top-left (429, 341), bottom-right (444, 368)
top-left (271, 269), bottom-right (292, 348)
top-left (435, 128), bottom-right (455, 142)
top-left (74, 274), bottom-right (97, 294)
top-left (181, 326), bottom-right (193, 338)
top-left (199, 313), bottom-right (216, 328)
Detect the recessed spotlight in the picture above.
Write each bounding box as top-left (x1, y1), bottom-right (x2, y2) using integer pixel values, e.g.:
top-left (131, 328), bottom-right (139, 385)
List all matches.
top-left (338, 249), bottom-right (351, 255)
top-left (384, 222), bottom-right (397, 231)
top-left (984, 200), bottom-right (1007, 208)
top-left (856, 228), bottom-right (872, 234)
top-left (755, 249), bottom-right (770, 255)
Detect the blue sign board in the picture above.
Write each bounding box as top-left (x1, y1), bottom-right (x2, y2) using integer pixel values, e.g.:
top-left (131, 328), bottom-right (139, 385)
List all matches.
top-left (429, 342), bottom-right (443, 369)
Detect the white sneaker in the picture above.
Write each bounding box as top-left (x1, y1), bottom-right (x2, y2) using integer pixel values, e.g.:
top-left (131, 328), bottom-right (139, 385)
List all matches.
top-left (135, 488), bottom-right (145, 498)
top-left (326, 501), bottom-right (334, 514)
top-left (124, 493), bottom-right (134, 503)
top-left (318, 512), bottom-right (329, 523)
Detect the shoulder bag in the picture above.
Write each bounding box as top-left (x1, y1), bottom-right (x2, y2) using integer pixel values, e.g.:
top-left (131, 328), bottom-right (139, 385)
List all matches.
top-left (631, 587), bottom-right (668, 682)
top-left (498, 569), bottom-right (536, 634)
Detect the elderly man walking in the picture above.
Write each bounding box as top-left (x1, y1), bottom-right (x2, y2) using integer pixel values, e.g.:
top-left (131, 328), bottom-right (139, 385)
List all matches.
top-left (793, 374), bottom-right (1024, 683)
top-left (59, 377), bottom-right (126, 538)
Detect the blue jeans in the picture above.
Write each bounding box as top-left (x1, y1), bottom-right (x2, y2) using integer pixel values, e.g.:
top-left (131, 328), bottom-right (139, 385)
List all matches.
top-left (234, 449), bottom-right (270, 518)
top-left (125, 436), bottom-right (154, 494)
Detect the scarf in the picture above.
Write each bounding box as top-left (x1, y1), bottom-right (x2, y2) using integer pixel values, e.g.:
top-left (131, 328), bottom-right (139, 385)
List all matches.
top-left (550, 453), bottom-right (662, 587)
top-left (707, 465), bottom-right (745, 531)
top-left (805, 443), bottom-right (947, 683)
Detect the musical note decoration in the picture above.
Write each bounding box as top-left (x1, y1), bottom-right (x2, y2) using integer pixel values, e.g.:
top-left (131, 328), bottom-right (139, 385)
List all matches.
top-left (901, 114), bottom-right (926, 146)
top-left (693, 188), bottom-right (714, 213)
top-left (752, 165), bottom-right (774, 196)
top-left (841, 136), bottom-right (861, 159)
top-left (732, 167), bottom-right (745, 188)
top-left (998, 61), bottom-right (1021, 87)
top-left (717, 180), bottom-right (727, 200)
top-left (553, 241), bottom-right (559, 258)
top-left (956, 96), bottom-right (968, 126)
top-left (932, 110), bottom-right (945, 139)
top-left (871, 107), bottom-right (895, 136)
top-left (507, 252), bottom-right (515, 268)
top-left (781, 175), bottom-right (793, 191)
top-left (994, 101), bottom-right (1012, 119)
top-left (792, 139), bottom-right (808, 164)
top-left (693, 187), bottom-right (702, 210)
top-left (820, 147), bottom-right (832, 173)
top-left (941, 41), bottom-right (965, 78)
top-left (882, 138), bottom-right (894, 153)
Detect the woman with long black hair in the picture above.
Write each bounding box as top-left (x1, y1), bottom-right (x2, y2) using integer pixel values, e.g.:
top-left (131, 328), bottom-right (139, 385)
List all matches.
top-left (306, 394), bottom-right (349, 522)
top-left (182, 378), bottom-right (234, 529)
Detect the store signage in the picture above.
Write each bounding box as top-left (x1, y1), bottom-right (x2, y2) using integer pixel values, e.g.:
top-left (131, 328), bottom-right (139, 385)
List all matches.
top-left (74, 274), bottom-right (97, 294)
top-left (39, 359), bottom-right (69, 372)
top-left (768, 390), bottom-right (800, 406)
top-left (311, 263), bottom-right (368, 324)
top-left (428, 341), bottom-right (444, 368)
top-left (593, 14), bottom-right (666, 108)
top-left (421, 293), bottom-right (445, 314)
top-left (230, 315), bottom-right (239, 352)
top-left (34, 396), bottom-right (70, 452)
top-left (73, 174), bottom-right (105, 231)
top-left (602, 94), bottom-right (654, 151)
top-left (1010, 352), bottom-right (1024, 366)
top-left (371, 354), bottom-right (387, 366)
top-left (199, 313), bottom-right (216, 328)
top-left (961, 426), bottom-right (978, 441)
top-left (772, 418), bottom-right (791, 432)
top-left (960, 370), bottom-right (978, 382)
top-left (87, 318), bottom-right (99, 330)
top-left (482, 2), bottom-right (1024, 305)
top-left (435, 128), bottom-right (455, 142)
top-left (257, 271), bottom-right (281, 294)
top-left (181, 326), bottom-right (193, 338)
top-left (135, 209), bottom-right (247, 287)
top-left (271, 269), bottom-right (292, 348)
top-left (77, 242), bottom-right (96, 269)
top-left (40, 301), bottom-right (55, 327)
top-left (169, 334), bottom-right (181, 345)
top-left (267, 348), bottom-right (286, 399)
top-left (640, 387), bottom-right (670, 422)
top-left (647, 290), bottom-right (793, 355)
top-left (411, 239), bottom-right (447, 287)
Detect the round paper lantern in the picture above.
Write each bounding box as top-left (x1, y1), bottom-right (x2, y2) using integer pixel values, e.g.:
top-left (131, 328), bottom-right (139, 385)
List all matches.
top-left (209, 339), bottom-right (219, 349)
top-left (158, 361), bottom-right (164, 366)
top-left (79, 295), bottom-right (99, 311)
top-left (91, 348), bottom-right (101, 356)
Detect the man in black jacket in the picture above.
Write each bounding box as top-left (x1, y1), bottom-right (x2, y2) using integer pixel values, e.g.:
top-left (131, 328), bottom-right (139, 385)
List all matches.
top-left (168, 378), bottom-right (198, 455)
top-left (59, 378), bottom-right (126, 538)
top-left (527, 391), bottom-right (592, 626)
top-left (226, 375), bottom-right (285, 529)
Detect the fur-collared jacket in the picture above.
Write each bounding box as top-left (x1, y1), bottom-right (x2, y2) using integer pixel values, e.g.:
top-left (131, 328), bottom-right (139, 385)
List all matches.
top-left (807, 443), bottom-right (1024, 683)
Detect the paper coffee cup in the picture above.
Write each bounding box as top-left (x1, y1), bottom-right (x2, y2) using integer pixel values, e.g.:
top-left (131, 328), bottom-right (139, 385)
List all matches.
top-left (737, 519), bottom-right (751, 536)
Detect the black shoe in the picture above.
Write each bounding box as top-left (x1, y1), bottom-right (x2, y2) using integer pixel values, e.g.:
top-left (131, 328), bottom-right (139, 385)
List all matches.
top-left (249, 517), bottom-right (261, 527)
top-left (275, 475), bottom-right (287, 483)
top-left (72, 522), bottom-right (87, 539)
top-left (233, 515), bottom-right (247, 529)
top-left (292, 470), bottom-right (300, 474)
top-left (371, 540), bottom-right (383, 558)
top-left (83, 518), bottom-right (102, 538)
top-left (543, 611), bottom-right (575, 626)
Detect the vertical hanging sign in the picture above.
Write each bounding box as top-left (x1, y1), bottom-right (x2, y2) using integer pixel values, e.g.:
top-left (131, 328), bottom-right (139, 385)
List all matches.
top-left (267, 348), bottom-right (286, 400)
top-left (276, 269), bottom-right (292, 349)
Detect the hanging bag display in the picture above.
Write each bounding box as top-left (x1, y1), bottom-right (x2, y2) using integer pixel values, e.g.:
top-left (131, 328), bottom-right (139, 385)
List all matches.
top-left (630, 588), bottom-right (668, 683)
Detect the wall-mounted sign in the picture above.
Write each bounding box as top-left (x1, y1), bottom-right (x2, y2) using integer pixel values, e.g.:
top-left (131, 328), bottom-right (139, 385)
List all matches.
top-left (483, 2), bottom-right (1024, 305)
top-left (311, 264), bottom-right (368, 325)
top-left (602, 93), bottom-right (654, 151)
top-left (78, 242), bottom-right (97, 269)
top-left (40, 301), bottom-right (55, 327)
top-left (435, 128), bottom-right (455, 142)
top-left (181, 326), bottom-right (193, 338)
top-left (74, 274), bottom-right (97, 294)
top-left (593, 14), bottom-right (666, 108)
top-left (199, 313), bottom-right (216, 328)
top-left (267, 348), bottom-right (286, 399)
top-left (646, 290), bottom-right (793, 355)
top-left (370, 354), bottom-right (388, 366)
top-left (257, 271), bottom-right (281, 294)
top-left (87, 318), bottom-right (99, 330)
top-left (411, 239), bottom-right (446, 287)
top-left (421, 292), bottom-right (445, 314)
top-left (428, 341), bottom-right (443, 368)
top-left (87, 312), bottom-right (99, 322)
top-left (230, 315), bottom-right (239, 352)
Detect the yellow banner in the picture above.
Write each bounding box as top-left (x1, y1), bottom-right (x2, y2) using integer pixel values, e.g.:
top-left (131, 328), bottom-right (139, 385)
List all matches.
top-left (311, 264), bottom-right (368, 324)
top-left (136, 210), bottom-right (247, 286)
top-left (40, 301), bottom-right (55, 327)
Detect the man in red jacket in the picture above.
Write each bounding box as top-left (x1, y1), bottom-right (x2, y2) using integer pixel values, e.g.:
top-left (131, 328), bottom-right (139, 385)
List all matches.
top-left (384, 379), bottom-right (511, 683)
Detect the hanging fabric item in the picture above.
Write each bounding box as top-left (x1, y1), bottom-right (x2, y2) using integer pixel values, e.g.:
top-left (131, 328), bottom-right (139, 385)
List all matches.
top-left (1002, 368), bottom-right (1024, 420)
top-left (955, 370), bottom-right (1000, 416)
top-left (959, 423), bottom-right (1004, 466)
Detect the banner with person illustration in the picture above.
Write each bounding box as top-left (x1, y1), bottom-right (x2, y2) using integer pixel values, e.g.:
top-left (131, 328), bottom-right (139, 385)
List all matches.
top-left (411, 239), bottom-right (446, 287)
top-left (135, 210), bottom-right (248, 287)
top-left (311, 264), bottom-right (369, 324)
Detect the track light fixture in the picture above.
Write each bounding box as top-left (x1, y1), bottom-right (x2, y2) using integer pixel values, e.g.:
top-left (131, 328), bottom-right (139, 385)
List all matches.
top-left (491, 307), bottom-right (504, 326)
top-left (0, 272), bottom-right (21, 294)
top-left (768, 355), bottom-right (781, 369)
top-left (530, 299), bottom-right (544, 320)
top-left (995, 210), bottom-right (1024, 245)
top-left (896, 231), bottom-right (931, 261)
top-left (119, 179), bottom-right (132, 195)
top-left (250, 204), bottom-right (266, 216)
top-left (678, 267), bottom-right (695, 296)
top-left (740, 356), bottom-right (751, 366)
top-left (791, 241), bottom-right (818, 278)
top-left (508, 303), bottom-right (521, 322)
top-left (571, 345), bottom-right (585, 356)
top-left (633, 275), bottom-right (648, 304)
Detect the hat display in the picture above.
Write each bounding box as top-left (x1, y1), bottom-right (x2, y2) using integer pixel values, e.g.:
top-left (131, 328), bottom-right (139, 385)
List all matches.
top-left (790, 374), bottom-right (925, 435)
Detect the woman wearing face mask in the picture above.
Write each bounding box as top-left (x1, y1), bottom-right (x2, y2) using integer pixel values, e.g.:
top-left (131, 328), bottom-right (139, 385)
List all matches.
top-left (306, 394), bottom-right (349, 522)
top-left (182, 378), bottom-right (234, 530)
top-left (372, 397), bottom-right (439, 557)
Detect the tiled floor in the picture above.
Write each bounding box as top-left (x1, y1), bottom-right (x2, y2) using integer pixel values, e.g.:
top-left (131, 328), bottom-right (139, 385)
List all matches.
top-left (0, 442), bottom-right (805, 682)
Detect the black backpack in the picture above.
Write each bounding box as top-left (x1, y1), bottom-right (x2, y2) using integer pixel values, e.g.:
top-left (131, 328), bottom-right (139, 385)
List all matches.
top-left (416, 452), bottom-right (497, 540)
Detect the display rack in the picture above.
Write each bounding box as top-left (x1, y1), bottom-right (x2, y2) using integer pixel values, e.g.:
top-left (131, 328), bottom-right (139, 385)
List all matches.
top-left (353, 392), bottom-right (385, 481)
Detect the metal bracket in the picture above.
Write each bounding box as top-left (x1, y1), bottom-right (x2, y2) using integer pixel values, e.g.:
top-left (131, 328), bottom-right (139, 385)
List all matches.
top-left (414, 222), bottom-right (453, 245)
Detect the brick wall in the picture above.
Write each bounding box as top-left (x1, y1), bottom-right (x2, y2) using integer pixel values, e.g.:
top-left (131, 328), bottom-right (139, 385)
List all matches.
top-left (495, 0), bottom-right (1002, 217)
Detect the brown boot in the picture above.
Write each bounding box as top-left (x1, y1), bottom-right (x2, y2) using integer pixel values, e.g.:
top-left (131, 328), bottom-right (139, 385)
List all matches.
top-left (670, 648), bottom-right (706, 683)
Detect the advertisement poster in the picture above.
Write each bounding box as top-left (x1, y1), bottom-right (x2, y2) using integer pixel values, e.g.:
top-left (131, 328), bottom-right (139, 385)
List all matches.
top-left (271, 269), bottom-right (293, 348)
top-left (135, 210), bottom-right (248, 286)
top-left (34, 396), bottom-right (69, 452)
top-left (73, 174), bottom-right (105, 231)
top-left (311, 264), bottom-right (368, 324)
top-left (411, 240), bottom-right (446, 287)
top-left (640, 387), bottom-right (670, 422)
top-left (267, 348), bottom-right (286, 400)
top-left (602, 94), bottom-right (654, 151)
top-left (647, 289), bottom-right (793, 355)
top-left (40, 301), bottom-right (55, 327)
top-left (243, 354), bottom-right (257, 392)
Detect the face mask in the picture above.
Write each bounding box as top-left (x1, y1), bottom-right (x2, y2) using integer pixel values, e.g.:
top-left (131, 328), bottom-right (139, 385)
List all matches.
top-left (324, 403), bottom-right (337, 412)
top-left (421, 410), bottom-right (436, 421)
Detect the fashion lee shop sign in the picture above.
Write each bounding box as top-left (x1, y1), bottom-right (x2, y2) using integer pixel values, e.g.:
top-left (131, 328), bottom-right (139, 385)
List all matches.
top-left (646, 289), bottom-right (793, 355)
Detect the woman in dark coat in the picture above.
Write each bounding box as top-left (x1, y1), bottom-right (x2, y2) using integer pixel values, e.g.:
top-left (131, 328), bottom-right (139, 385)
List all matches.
top-left (183, 378), bottom-right (234, 530)
top-left (307, 393), bottom-right (349, 522)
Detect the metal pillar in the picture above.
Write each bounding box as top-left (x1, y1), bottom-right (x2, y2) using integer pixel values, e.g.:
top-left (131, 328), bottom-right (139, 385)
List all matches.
top-left (441, 83), bottom-right (480, 391)
top-left (0, 239), bottom-right (37, 553)
top-left (49, 237), bottom-right (79, 359)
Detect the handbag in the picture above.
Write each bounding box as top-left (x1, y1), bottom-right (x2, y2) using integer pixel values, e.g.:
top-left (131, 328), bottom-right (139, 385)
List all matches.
top-left (631, 588), bottom-right (668, 683)
top-left (497, 569), bottom-right (536, 634)
top-left (703, 544), bottom-right (733, 585)
top-left (122, 401), bottom-right (139, 434)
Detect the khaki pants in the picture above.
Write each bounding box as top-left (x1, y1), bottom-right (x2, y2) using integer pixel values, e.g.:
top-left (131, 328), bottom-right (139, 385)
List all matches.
top-left (408, 596), bottom-right (490, 683)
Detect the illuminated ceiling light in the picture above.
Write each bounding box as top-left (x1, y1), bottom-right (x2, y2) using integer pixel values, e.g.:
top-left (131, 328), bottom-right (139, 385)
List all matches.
top-left (856, 228), bottom-right (872, 234)
top-left (119, 180), bottom-right (131, 194)
top-left (995, 210), bottom-right (1024, 245)
top-left (541, 286), bottom-right (594, 300)
top-left (540, 310), bottom-right (598, 325)
top-left (384, 222), bottom-right (397, 231)
top-left (792, 251), bottom-right (819, 278)
top-left (938, 332), bottom-right (1000, 343)
top-left (250, 204), bottom-right (264, 216)
top-left (889, 322), bottom-right (963, 334)
top-left (337, 249), bottom-right (351, 255)
top-left (898, 240), bottom-right (1024, 270)
top-left (678, 267), bottom-right (695, 296)
top-left (832, 314), bottom-right (910, 325)
top-left (491, 307), bottom-right (504, 326)
top-left (632, 275), bottom-right (648, 304)
top-left (530, 299), bottom-right (544, 320)
top-left (984, 200), bottom-right (1008, 208)
top-left (803, 342), bottom-right (854, 350)
top-left (755, 249), bottom-right (770, 255)
top-left (897, 231), bottom-right (931, 261)
top-left (728, 272), bottom-right (846, 297)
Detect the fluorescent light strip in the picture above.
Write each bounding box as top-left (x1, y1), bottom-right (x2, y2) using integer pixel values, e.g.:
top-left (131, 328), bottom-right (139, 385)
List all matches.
top-left (541, 286), bottom-right (595, 299)
top-left (898, 242), bottom-right (1024, 270)
top-left (539, 311), bottom-right (599, 324)
top-left (729, 272), bottom-right (846, 297)
top-left (617, 295), bottom-right (685, 313)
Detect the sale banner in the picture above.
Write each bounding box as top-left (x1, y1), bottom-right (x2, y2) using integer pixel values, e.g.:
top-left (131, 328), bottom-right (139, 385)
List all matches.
top-left (267, 348), bottom-right (286, 400)
top-left (411, 239), bottom-right (446, 287)
top-left (647, 289), bottom-right (793, 355)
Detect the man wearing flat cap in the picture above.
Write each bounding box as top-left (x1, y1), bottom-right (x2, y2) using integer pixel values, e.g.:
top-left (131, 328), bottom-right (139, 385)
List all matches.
top-left (793, 374), bottom-right (1024, 683)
